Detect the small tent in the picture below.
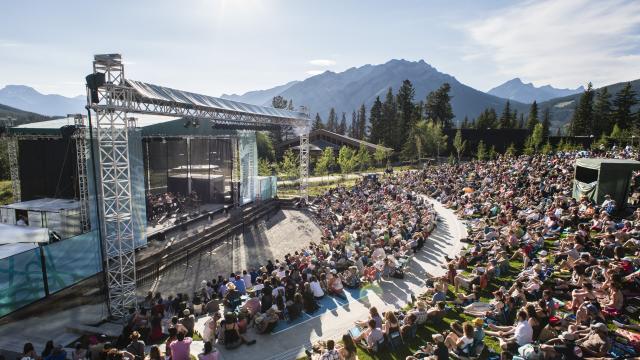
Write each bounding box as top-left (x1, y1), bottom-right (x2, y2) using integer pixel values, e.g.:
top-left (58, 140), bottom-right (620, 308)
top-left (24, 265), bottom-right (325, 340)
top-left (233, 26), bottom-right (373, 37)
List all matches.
top-left (573, 158), bottom-right (640, 206)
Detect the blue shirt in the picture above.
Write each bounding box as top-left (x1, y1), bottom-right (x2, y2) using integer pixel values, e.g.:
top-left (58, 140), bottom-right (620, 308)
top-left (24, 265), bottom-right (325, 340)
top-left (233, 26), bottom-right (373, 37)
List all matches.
top-left (233, 278), bottom-right (246, 294)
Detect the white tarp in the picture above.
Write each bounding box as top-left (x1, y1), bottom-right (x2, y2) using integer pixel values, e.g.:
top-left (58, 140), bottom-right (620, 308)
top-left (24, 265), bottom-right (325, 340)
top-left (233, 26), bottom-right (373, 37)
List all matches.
top-left (0, 243), bottom-right (39, 260)
top-left (126, 79), bottom-right (310, 122)
top-left (0, 223), bottom-right (49, 244)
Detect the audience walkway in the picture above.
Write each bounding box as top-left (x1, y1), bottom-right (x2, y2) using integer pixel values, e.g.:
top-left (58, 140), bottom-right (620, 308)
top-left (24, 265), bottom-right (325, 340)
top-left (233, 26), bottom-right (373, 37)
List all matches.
top-left (189, 198), bottom-right (466, 360)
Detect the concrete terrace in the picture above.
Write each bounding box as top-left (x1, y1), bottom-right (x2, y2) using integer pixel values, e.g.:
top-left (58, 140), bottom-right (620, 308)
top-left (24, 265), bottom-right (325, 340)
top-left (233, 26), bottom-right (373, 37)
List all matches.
top-left (187, 198), bottom-right (466, 360)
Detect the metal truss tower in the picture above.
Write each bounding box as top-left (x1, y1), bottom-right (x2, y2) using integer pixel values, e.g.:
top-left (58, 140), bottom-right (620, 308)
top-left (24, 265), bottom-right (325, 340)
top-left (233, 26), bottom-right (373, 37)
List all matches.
top-left (73, 114), bottom-right (91, 233)
top-left (91, 54), bottom-right (137, 318)
top-left (299, 133), bottom-right (309, 202)
top-left (86, 54), bottom-right (309, 317)
top-left (298, 106), bottom-right (310, 202)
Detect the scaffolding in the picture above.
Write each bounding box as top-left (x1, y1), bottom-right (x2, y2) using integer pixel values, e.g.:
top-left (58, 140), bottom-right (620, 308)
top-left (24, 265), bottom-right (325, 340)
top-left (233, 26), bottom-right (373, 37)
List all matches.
top-left (87, 54), bottom-right (310, 318)
top-left (7, 137), bottom-right (20, 202)
top-left (73, 114), bottom-right (91, 233)
top-left (91, 54), bottom-right (137, 318)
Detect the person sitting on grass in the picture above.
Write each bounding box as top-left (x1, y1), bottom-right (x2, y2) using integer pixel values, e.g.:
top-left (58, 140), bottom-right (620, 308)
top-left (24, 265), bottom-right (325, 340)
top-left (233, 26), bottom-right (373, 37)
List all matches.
top-left (444, 322), bottom-right (475, 356)
top-left (355, 307), bottom-right (382, 329)
top-left (354, 319), bottom-right (384, 352)
top-left (337, 334), bottom-right (358, 360)
top-left (489, 310), bottom-right (533, 353)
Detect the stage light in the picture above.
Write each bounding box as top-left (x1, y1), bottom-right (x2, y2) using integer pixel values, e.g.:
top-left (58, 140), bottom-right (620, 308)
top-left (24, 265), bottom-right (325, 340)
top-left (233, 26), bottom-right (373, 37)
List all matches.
top-left (85, 72), bottom-right (106, 104)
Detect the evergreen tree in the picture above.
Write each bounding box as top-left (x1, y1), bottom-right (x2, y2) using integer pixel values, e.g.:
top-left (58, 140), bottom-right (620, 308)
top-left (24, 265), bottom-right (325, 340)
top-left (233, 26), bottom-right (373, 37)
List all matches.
top-left (425, 83), bottom-right (454, 128)
top-left (518, 113), bottom-right (525, 129)
top-left (475, 108), bottom-right (498, 129)
top-left (530, 123), bottom-right (544, 152)
top-left (348, 110), bottom-right (357, 138)
top-left (592, 87), bottom-right (612, 137)
top-left (287, 99), bottom-right (294, 111)
top-left (357, 104), bottom-right (367, 140)
top-left (381, 87), bottom-right (399, 149)
top-left (613, 82), bottom-right (637, 130)
top-left (368, 97), bottom-right (384, 144)
top-left (526, 101), bottom-right (539, 131)
top-left (499, 101), bottom-right (512, 129)
top-left (511, 109), bottom-right (519, 128)
top-left (461, 116), bottom-right (469, 129)
top-left (396, 79), bottom-right (416, 142)
top-left (258, 158), bottom-right (272, 176)
top-left (272, 96), bottom-right (288, 109)
top-left (270, 96), bottom-right (289, 144)
top-left (278, 149), bottom-right (298, 179)
top-left (505, 143), bottom-right (517, 157)
top-left (570, 83), bottom-right (595, 136)
top-left (312, 113), bottom-right (324, 131)
top-left (256, 131), bottom-right (275, 162)
top-left (610, 124), bottom-right (623, 145)
top-left (327, 108), bottom-right (338, 132)
top-left (541, 108), bottom-right (551, 138)
top-left (476, 141), bottom-right (486, 161)
top-left (337, 112), bottom-right (347, 135)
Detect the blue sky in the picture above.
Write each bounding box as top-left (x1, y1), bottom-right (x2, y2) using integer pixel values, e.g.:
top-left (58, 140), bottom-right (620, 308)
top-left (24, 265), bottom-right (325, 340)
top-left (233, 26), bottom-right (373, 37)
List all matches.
top-left (1, 0), bottom-right (639, 97)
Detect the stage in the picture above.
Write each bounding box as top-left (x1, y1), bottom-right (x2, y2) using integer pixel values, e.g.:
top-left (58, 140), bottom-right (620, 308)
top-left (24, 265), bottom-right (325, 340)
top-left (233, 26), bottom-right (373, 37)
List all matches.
top-left (145, 203), bottom-right (228, 240)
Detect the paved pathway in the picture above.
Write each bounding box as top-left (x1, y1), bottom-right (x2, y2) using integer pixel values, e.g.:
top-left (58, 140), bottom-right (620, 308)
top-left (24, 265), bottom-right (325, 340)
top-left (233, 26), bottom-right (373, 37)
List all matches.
top-left (189, 198), bottom-right (466, 360)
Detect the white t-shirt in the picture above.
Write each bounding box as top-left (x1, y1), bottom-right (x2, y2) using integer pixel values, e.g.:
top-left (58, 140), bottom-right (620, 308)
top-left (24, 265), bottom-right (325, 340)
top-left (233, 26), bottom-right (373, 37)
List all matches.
top-left (515, 320), bottom-right (533, 346)
top-left (459, 335), bottom-right (474, 353)
top-left (243, 274), bottom-right (252, 288)
top-left (310, 281), bottom-right (324, 297)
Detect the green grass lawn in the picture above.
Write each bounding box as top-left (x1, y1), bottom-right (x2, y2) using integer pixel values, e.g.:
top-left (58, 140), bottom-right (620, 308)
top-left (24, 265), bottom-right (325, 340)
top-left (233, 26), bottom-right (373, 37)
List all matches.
top-left (278, 178), bottom-right (358, 198)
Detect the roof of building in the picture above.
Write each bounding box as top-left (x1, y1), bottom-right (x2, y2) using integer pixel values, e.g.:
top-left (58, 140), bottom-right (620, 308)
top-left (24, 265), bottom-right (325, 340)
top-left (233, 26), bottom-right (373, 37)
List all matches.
top-left (127, 79), bottom-right (308, 122)
top-left (576, 158), bottom-right (640, 169)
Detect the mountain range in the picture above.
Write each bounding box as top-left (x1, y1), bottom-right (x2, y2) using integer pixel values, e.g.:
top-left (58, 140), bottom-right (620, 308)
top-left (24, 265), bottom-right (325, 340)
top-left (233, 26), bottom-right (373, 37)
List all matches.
top-left (537, 79), bottom-right (640, 132)
top-left (2, 59), bottom-right (638, 132)
top-left (222, 59), bottom-right (530, 125)
top-left (0, 103), bottom-right (53, 126)
top-left (0, 85), bottom-right (85, 117)
top-left (488, 78), bottom-right (584, 104)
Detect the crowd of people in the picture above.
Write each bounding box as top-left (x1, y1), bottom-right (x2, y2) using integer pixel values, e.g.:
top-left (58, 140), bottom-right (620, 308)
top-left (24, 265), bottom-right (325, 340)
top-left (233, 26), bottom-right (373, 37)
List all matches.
top-left (18, 147), bottom-right (640, 360)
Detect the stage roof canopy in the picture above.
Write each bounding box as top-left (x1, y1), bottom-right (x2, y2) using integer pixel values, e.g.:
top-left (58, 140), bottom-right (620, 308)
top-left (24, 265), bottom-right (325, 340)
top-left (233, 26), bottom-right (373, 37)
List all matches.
top-left (126, 79), bottom-right (308, 121)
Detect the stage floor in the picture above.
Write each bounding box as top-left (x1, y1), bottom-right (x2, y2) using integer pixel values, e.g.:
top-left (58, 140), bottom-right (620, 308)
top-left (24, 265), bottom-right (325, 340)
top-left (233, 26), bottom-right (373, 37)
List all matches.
top-left (145, 203), bottom-right (226, 237)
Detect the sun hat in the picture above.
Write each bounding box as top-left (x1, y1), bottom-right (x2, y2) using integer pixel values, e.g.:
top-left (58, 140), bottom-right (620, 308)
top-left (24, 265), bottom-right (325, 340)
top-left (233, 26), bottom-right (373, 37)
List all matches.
top-left (183, 309), bottom-right (190, 316)
top-left (473, 318), bottom-right (484, 327)
top-left (591, 322), bottom-right (607, 332)
top-left (226, 282), bottom-right (236, 290)
top-left (432, 333), bottom-right (444, 342)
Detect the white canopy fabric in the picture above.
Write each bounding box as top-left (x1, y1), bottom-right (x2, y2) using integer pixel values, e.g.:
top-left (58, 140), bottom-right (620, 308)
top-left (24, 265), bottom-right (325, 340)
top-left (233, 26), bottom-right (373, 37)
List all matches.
top-left (127, 79), bottom-right (309, 121)
top-left (0, 223), bottom-right (49, 245)
top-left (0, 243), bottom-right (39, 260)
